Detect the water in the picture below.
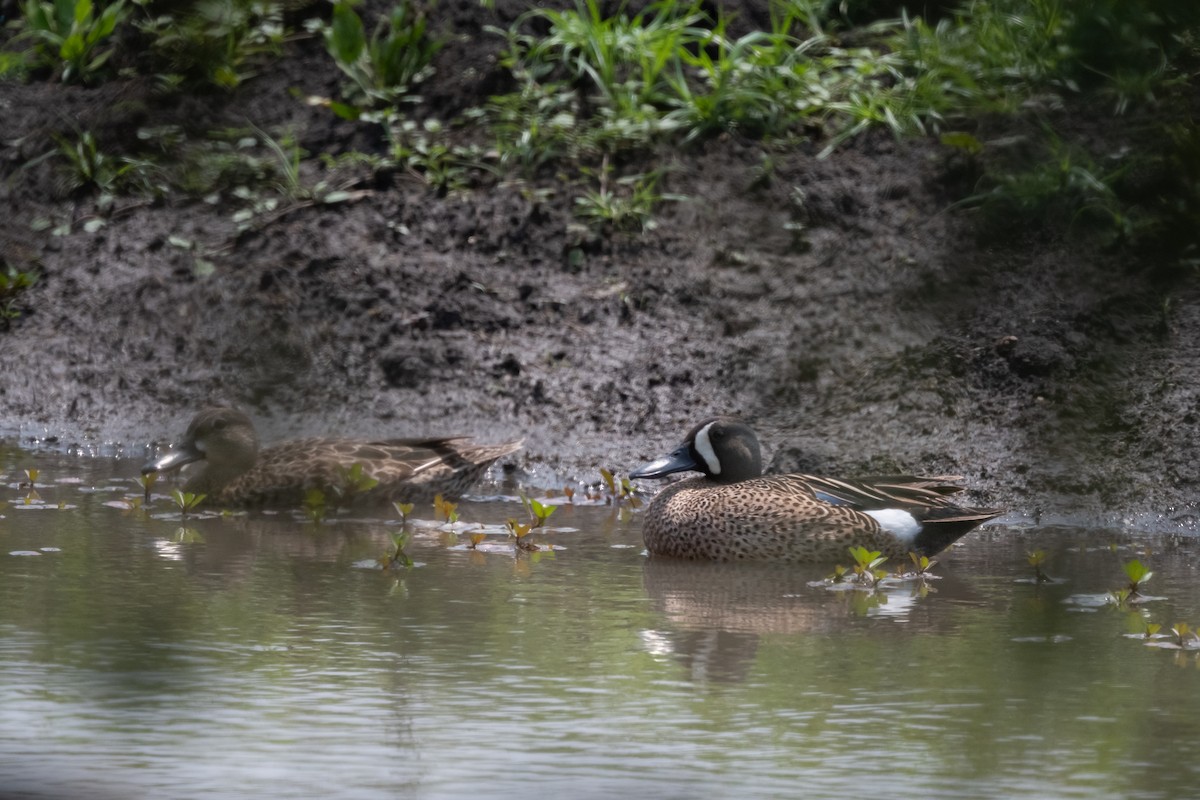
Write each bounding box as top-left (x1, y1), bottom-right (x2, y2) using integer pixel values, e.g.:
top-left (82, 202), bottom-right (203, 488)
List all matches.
top-left (2, 448), bottom-right (1200, 799)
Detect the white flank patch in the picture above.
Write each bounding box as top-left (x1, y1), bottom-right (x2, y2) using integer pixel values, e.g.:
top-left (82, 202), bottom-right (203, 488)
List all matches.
top-left (693, 422), bottom-right (721, 475)
top-left (864, 509), bottom-right (921, 543)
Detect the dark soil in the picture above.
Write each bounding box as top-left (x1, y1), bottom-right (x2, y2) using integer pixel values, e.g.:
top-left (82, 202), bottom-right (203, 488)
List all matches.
top-left (3, 1), bottom-right (1198, 529)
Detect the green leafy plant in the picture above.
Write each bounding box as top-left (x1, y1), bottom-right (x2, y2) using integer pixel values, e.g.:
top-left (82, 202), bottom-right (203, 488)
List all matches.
top-left (433, 493), bottom-right (458, 525)
top-left (17, 0), bottom-right (128, 83)
top-left (908, 552), bottom-right (938, 577)
top-left (506, 518), bottom-right (538, 551)
top-left (1027, 549), bottom-right (1050, 583)
top-left (380, 529), bottom-right (414, 569)
top-left (0, 266), bottom-right (38, 323)
top-left (302, 488), bottom-right (328, 523)
top-left (52, 131), bottom-right (160, 199)
top-left (135, 0), bottom-right (285, 89)
top-left (848, 546), bottom-right (888, 587)
top-left (321, 0), bottom-right (442, 109)
top-left (520, 495), bottom-right (557, 529)
top-left (137, 471), bottom-right (157, 501)
top-left (1122, 559), bottom-right (1154, 595)
top-left (169, 488), bottom-right (206, 517)
top-left (331, 462), bottom-right (380, 504)
top-left (1171, 622), bottom-right (1197, 649)
top-left (574, 166), bottom-right (681, 232)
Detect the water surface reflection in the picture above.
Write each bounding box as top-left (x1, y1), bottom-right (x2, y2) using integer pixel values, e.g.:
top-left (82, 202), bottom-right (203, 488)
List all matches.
top-left (2, 451), bottom-right (1200, 798)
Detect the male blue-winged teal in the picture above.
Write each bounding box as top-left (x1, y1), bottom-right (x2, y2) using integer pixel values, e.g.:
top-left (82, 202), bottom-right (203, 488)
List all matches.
top-left (142, 407), bottom-right (523, 507)
top-left (629, 417), bottom-right (1002, 562)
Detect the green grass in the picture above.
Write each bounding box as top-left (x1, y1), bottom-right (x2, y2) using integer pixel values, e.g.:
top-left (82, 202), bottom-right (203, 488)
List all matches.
top-left (5, 0), bottom-right (1197, 250)
top-left (16, 0), bottom-right (128, 83)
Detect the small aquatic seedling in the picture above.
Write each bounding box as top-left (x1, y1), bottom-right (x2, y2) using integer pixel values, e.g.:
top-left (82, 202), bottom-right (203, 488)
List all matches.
top-left (393, 501), bottom-right (414, 524)
top-left (849, 546), bottom-right (888, 587)
top-left (23, 468), bottom-right (38, 489)
top-left (1171, 622), bottom-right (1197, 649)
top-left (520, 495), bottom-right (557, 529)
top-left (1143, 621), bottom-right (1162, 639)
top-left (595, 468), bottom-right (643, 508)
top-left (600, 467), bottom-right (617, 497)
top-left (506, 518), bottom-right (538, 551)
top-left (139, 471), bottom-right (157, 503)
top-left (333, 462), bottom-right (379, 503)
top-left (303, 488), bottom-right (328, 524)
top-left (170, 489), bottom-right (206, 517)
top-left (466, 528), bottom-right (488, 549)
top-left (909, 552), bottom-right (938, 577)
top-left (826, 564), bottom-right (848, 583)
top-left (1027, 550), bottom-right (1050, 583)
top-left (433, 494), bottom-right (459, 525)
top-left (380, 530), bottom-right (414, 570)
top-left (1122, 559), bottom-right (1154, 595)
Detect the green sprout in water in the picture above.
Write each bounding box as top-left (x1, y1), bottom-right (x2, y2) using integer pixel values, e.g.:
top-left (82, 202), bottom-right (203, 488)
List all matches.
top-left (466, 527), bottom-right (488, 549)
top-left (332, 462), bottom-right (379, 504)
top-left (380, 529), bottom-right (414, 570)
top-left (139, 471), bottom-right (157, 504)
top-left (170, 489), bottom-right (206, 517)
top-left (1027, 550), bottom-right (1050, 583)
top-left (393, 501), bottom-right (414, 524)
top-left (849, 546), bottom-right (889, 587)
top-left (506, 518), bottom-right (538, 552)
top-left (303, 488), bottom-right (328, 524)
top-left (1123, 559), bottom-right (1154, 595)
top-left (433, 494), bottom-right (459, 525)
top-left (521, 495), bottom-right (557, 529)
top-left (1171, 622), bottom-right (1196, 649)
top-left (909, 552), bottom-right (938, 577)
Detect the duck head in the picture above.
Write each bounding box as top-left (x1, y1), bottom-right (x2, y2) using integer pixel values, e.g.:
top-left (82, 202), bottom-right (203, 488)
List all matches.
top-left (630, 417), bottom-right (763, 484)
top-left (142, 408), bottom-right (260, 488)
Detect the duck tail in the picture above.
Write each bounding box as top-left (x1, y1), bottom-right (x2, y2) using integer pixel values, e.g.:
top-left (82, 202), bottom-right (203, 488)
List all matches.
top-left (911, 506), bottom-right (1003, 557)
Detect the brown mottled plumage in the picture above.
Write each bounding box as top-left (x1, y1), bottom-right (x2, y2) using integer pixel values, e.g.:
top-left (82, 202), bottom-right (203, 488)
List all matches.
top-left (142, 407), bottom-right (522, 507)
top-left (629, 417), bottom-right (1002, 562)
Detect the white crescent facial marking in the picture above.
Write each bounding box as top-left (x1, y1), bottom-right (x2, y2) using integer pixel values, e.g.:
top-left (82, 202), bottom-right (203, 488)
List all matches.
top-left (195, 440), bottom-right (207, 453)
top-left (693, 422), bottom-right (721, 476)
top-left (864, 509), bottom-right (921, 543)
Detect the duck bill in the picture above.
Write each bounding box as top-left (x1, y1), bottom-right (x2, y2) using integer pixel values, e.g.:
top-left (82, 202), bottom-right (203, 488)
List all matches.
top-left (142, 443), bottom-right (204, 476)
top-left (629, 443), bottom-right (697, 480)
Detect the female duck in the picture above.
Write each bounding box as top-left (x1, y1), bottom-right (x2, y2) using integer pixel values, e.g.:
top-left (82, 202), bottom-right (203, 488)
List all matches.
top-left (629, 417), bottom-right (1001, 562)
top-left (142, 407), bottom-right (523, 507)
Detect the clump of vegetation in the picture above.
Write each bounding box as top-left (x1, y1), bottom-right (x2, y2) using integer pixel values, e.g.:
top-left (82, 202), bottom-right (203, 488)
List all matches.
top-left (432, 493), bottom-right (458, 525)
top-left (849, 546), bottom-right (889, 588)
top-left (302, 488), bottom-right (328, 523)
top-left (519, 494), bottom-right (557, 529)
top-left (1027, 550), bottom-right (1051, 583)
top-left (0, 266), bottom-right (38, 325)
top-left (318, 0), bottom-right (442, 112)
top-left (134, 0), bottom-right (286, 89)
top-left (14, 0), bottom-right (129, 83)
top-left (169, 488), bottom-right (206, 517)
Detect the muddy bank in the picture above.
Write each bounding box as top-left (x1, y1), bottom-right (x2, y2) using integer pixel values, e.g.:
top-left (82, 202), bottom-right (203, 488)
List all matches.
top-left (1, 4), bottom-right (1197, 530)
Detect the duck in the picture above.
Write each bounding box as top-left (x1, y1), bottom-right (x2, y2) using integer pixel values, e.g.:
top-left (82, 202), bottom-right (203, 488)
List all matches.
top-left (628, 417), bottom-right (1002, 562)
top-left (142, 407), bottom-right (523, 507)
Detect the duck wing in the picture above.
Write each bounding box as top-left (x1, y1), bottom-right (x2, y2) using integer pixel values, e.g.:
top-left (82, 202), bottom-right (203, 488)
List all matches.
top-left (797, 474), bottom-right (969, 510)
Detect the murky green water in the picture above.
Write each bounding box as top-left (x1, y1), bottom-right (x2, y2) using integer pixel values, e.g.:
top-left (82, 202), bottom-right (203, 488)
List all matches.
top-left (3, 447), bottom-right (1200, 799)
